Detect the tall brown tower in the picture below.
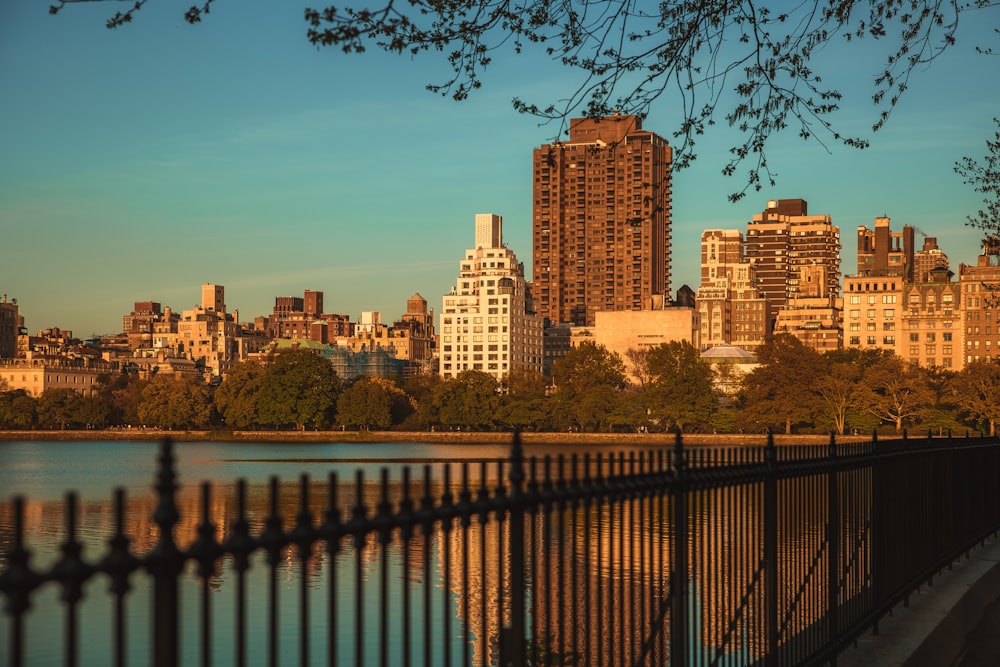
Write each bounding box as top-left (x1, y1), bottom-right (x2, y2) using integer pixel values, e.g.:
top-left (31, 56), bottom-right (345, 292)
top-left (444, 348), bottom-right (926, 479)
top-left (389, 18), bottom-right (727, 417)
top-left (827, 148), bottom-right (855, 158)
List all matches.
top-left (532, 114), bottom-right (672, 326)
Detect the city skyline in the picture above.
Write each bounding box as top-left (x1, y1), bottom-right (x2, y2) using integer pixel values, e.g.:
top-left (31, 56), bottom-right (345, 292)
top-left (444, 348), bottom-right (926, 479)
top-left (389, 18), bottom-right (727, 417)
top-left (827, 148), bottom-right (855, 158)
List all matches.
top-left (2, 0), bottom-right (998, 336)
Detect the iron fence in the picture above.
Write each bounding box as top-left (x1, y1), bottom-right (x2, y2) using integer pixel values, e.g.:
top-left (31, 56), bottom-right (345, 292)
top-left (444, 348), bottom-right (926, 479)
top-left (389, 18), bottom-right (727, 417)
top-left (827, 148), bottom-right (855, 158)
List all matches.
top-left (2, 431), bottom-right (1000, 666)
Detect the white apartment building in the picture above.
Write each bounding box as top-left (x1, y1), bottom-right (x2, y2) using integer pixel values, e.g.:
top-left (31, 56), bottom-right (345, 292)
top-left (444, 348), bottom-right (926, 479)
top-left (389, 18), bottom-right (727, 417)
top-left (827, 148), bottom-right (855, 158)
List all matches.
top-left (440, 214), bottom-right (544, 381)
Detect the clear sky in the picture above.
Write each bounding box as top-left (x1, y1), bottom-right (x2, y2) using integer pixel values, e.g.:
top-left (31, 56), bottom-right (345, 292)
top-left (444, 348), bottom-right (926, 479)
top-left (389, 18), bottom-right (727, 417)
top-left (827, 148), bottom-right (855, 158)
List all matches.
top-left (2, 1), bottom-right (998, 337)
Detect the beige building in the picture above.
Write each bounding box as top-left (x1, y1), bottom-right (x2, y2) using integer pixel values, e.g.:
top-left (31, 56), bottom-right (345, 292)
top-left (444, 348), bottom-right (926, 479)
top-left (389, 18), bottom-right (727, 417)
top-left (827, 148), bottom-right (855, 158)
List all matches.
top-left (440, 214), bottom-right (544, 380)
top-left (570, 307), bottom-right (699, 385)
top-left (845, 216), bottom-right (963, 368)
top-left (173, 284), bottom-right (240, 377)
top-left (959, 237), bottom-right (1000, 365)
top-left (331, 300), bottom-right (436, 377)
top-left (696, 229), bottom-right (772, 353)
top-left (0, 353), bottom-right (117, 397)
top-left (774, 296), bottom-right (843, 353)
top-left (899, 269), bottom-right (960, 368)
top-left (843, 276), bottom-right (903, 354)
top-left (772, 263), bottom-right (843, 353)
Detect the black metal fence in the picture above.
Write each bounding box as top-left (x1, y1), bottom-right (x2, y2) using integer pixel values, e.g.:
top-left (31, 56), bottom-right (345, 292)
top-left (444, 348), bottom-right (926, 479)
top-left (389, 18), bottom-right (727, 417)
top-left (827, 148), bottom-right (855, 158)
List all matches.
top-left (2, 431), bottom-right (1000, 667)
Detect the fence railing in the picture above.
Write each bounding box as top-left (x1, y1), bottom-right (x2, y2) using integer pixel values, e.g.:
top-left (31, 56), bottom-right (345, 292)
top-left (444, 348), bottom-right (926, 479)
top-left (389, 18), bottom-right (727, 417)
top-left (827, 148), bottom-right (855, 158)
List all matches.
top-left (2, 431), bottom-right (999, 666)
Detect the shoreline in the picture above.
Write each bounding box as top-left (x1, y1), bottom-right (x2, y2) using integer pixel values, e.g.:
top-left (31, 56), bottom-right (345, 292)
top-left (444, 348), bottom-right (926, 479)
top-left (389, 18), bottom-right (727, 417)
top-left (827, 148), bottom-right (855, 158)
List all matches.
top-left (0, 429), bottom-right (868, 446)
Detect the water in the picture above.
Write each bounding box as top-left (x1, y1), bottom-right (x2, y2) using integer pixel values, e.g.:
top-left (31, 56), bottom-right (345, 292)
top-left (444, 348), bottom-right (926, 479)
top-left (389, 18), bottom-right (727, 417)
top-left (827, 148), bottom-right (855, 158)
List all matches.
top-left (0, 439), bottom-right (855, 667)
top-left (0, 439), bottom-right (632, 667)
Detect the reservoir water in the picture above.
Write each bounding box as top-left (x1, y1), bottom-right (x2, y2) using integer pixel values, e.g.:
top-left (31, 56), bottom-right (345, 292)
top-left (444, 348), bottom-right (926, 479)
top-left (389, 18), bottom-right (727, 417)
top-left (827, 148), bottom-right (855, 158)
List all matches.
top-left (0, 438), bottom-right (628, 667)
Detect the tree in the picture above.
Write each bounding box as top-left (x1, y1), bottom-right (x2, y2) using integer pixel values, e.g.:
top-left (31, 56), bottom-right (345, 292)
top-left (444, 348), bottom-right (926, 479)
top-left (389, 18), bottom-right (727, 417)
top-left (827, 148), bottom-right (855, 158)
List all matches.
top-left (36, 388), bottom-right (85, 430)
top-left (498, 369), bottom-right (552, 431)
top-left (549, 341), bottom-right (627, 432)
top-left (0, 390), bottom-right (37, 430)
top-left (337, 377), bottom-right (392, 429)
top-left (214, 360), bottom-right (267, 429)
top-left (955, 117), bottom-right (1000, 234)
top-left (52, 0), bottom-right (994, 200)
top-left (257, 350), bottom-right (341, 430)
top-left (623, 348), bottom-right (652, 390)
top-left (402, 373), bottom-right (443, 429)
top-left (814, 348), bottom-right (891, 434)
top-left (813, 363), bottom-right (860, 436)
top-left (432, 370), bottom-right (500, 430)
top-left (948, 359), bottom-right (1000, 436)
top-left (740, 334), bottom-right (824, 434)
top-left (853, 356), bottom-right (934, 433)
top-left (641, 341), bottom-right (715, 432)
top-left (137, 374), bottom-right (214, 429)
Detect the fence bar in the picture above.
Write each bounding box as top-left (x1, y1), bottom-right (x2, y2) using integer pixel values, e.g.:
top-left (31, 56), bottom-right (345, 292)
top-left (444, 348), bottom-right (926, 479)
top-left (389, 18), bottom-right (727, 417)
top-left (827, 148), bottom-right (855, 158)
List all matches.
top-left (501, 430), bottom-right (526, 667)
top-left (151, 438), bottom-right (180, 667)
top-left (670, 432), bottom-right (689, 665)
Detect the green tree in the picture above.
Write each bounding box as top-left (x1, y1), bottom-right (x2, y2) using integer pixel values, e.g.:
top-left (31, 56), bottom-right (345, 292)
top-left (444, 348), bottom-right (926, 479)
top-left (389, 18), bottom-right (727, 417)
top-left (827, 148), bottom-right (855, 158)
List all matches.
top-left (550, 341), bottom-right (626, 432)
top-left (741, 334), bottom-right (824, 434)
top-left (498, 369), bottom-right (552, 431)
top-left (948, 359), bottom-right (1000, 436)
top-left (258, 350), bottom-right (341, 430)
top-left (37, 388), bottom-right (85, 430)
top-left (77, 394), bottom-right (111, 429)
top-left (401, 373), bottom-right (443, 429)
top-left (853, 356), bottom-right (934, 433)
top-left (337, 377), bottom-right (393, 429)
top-left (137, 374), bottom-right (214, 429)
top-left (0, 390), bottom-right (37, 430)
top-left (432, 370), bottom-right (500, 430)
top-left (214, 360), bottom-right (267, 429)
top-left (58, 0), bottom-right (992, 200)
top-left (641, 341), bottom-right (715, 432)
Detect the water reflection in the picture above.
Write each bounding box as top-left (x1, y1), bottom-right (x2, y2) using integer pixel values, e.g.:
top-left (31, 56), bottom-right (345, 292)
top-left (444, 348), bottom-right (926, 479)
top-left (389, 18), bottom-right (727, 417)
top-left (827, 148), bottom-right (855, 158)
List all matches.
top-left (0, 442), bottom-right (872, 667)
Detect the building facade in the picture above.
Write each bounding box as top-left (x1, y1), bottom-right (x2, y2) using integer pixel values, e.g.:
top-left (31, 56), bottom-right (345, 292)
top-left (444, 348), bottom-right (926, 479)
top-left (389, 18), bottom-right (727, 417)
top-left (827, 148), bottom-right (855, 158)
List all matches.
top-left (440, 214), bottom-right (544, 380)
top-left (695, 229), bottom-right (771, 353)
top-left (1, 296), bottom-right (22, 359)
top-left (745, 199), bottom-right (841, 311)
top-left (532, 114), bottom-right (673, 326)
top-left (959, 237), bottom-right (1000, 365)
top-left (569, 307), bottom-right (699, 385)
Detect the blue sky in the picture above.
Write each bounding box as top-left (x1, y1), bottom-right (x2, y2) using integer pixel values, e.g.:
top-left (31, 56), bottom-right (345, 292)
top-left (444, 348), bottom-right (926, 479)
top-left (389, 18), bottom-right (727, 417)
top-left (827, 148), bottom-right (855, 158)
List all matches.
top-left (2, 1), bottom-right (998, 337)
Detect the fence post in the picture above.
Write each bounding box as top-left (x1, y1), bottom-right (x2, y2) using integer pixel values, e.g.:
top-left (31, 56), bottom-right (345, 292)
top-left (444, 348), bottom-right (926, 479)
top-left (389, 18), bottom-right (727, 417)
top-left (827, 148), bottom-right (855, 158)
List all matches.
top-left (765, 431), bottom-right (778, 667)
top-left (150, 438), bottom-right (182, 667)
top-left (501, 430), bottom-right (527, 667)
top-left (670, 430), bottom-right (689, 665)
top-left (827, 432), bottom-right (840, 647)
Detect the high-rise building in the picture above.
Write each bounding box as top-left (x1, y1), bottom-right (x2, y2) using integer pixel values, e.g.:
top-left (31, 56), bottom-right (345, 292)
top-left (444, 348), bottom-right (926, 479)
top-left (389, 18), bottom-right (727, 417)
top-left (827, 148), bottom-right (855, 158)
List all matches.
top-left (440, 214), bottom-right (544, 380)
top-left (745, 199), bottom-right (841, 312)
top-left (532, 114), bottom-right (672, 326)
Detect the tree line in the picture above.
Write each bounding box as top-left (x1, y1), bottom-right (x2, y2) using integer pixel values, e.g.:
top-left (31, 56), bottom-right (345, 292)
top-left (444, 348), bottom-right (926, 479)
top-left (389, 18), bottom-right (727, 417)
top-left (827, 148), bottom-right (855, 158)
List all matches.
top-left (2, 337), bottom-right (999, 435)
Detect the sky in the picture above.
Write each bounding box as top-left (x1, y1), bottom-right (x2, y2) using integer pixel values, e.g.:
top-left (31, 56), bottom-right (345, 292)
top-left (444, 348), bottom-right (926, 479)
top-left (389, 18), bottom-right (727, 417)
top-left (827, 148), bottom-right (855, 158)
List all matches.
top-left (2, 1), bottom-right (999, 337)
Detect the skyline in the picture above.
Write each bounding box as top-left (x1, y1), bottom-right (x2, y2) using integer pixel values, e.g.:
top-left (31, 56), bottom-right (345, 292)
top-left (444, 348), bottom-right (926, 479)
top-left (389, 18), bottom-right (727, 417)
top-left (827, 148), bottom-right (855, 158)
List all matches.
top-left (2, 1), bottom-right (999, 336)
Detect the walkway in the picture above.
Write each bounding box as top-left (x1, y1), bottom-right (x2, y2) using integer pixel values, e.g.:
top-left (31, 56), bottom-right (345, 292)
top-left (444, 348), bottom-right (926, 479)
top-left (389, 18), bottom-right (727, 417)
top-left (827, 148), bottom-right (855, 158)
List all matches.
top-left (838, 535), bottom-right (1000, 666)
